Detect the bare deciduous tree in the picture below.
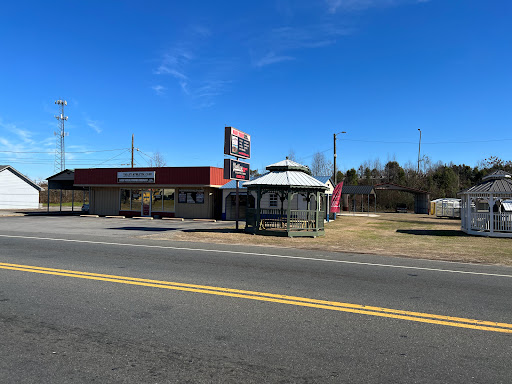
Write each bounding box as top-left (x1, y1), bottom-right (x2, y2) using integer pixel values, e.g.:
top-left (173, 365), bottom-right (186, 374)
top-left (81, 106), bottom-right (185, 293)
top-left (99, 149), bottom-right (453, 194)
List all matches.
top-left (287, 149), bottom-right (297, 162)
top-left (310, 152), bottom-right (332, 176)
top-left (150, 151), bottom-right (167, 167)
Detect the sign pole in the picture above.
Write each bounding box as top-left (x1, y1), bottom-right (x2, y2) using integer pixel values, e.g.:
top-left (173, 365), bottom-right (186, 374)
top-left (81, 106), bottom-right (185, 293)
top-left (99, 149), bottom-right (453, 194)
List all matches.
top-left (235, 153), bottom-right (240, 231)
top-left (235, 178), bottom-right (240, 230)
top-left (223, 126), bottom-right (251, 231)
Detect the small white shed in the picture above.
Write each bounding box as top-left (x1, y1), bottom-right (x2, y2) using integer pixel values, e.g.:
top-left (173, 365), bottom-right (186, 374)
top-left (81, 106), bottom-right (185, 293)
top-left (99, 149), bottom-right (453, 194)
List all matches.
top-left (0, 165), bottom-right (42, 209)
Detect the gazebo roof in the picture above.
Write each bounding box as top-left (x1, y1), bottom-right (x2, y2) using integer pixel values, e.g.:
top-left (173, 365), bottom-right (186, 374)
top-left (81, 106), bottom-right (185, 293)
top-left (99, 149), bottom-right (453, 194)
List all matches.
top-left (460, 170), bottom-right (512, 194)
top-left (266, 159), bottom-right (312, 174)
top-left (244, 171), bottom-right (327, 189)
top-left (244, 159), bottom-right (327, 189)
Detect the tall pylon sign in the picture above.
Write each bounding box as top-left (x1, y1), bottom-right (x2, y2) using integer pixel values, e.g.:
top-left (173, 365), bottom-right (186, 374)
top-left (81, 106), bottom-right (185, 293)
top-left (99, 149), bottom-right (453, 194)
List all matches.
top-left (54, 99), bottom-right (69, 172)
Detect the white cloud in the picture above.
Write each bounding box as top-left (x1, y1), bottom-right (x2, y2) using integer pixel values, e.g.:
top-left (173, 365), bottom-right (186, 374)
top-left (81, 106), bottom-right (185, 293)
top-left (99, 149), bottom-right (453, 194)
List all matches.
top-left (251, 23), bottom-right (352, 67)
top-left (0, 117), bottom-right (56, 173)
top-left (255, 52), bottom-right (295, 67)
top-left (325, 0), bottom-right (422, 13)
top-left (85, 118), bottom-right (102, 134)
top-left (153, 49), bottom-right (193, 77)
top-left (189, 25), bottom-right (211, 38)
top-left (153, 27), bottom-right (234, 108)
top-left (0, 118), bottom-right (36, 145)
top-left (151, 85), bottom-right (166, 96)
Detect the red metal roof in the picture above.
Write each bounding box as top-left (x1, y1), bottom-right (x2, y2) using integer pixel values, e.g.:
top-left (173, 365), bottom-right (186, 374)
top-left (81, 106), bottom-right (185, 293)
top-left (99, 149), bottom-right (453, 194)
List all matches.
top-left (74, 167), bottom-right (230, 187)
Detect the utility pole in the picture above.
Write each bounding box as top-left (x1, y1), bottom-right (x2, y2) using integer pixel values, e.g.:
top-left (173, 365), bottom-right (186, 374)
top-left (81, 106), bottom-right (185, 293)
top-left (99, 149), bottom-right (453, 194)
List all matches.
top-left (54, 100), bottom-right (68, 172)
top-left (417, 128), bottom-right (422, 174)
top-left (333, 134), bottom-right (336, 185)
top-left (131, 134), bottom-right (134, 168)
top-left (333, 131), bottom-right (346, 185)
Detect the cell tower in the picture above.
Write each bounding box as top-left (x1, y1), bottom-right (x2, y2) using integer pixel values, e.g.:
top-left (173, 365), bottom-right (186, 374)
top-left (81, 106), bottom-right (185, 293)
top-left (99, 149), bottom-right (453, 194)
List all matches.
top-left (54, 99), bottom-right (69, 172)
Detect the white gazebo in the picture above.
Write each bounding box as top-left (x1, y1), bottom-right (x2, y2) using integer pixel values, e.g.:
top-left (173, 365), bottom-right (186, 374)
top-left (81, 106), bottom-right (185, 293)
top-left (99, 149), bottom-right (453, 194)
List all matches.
top-left (459, 170), bottom-right (512, 238)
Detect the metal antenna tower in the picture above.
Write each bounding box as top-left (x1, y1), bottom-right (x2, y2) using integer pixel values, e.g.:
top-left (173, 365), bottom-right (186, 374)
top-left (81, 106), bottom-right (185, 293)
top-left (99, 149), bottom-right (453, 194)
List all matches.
top-left (54, 99), bottom-right (69, 172)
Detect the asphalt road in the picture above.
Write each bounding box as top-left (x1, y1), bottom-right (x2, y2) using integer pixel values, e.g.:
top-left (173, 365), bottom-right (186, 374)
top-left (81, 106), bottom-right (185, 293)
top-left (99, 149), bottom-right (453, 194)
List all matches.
top-left (0, 216), bottom-right (511, 383)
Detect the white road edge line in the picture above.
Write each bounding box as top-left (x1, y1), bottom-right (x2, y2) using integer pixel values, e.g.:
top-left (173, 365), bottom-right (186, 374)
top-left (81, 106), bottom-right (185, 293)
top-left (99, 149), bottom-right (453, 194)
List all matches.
top-left (0, 234), bottom-right (511, 278)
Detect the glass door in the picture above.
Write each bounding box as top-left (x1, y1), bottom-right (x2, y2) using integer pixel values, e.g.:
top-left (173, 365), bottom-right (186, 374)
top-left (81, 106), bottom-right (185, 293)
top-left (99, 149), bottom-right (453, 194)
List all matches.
top-left (142, 190), bottom-right (151, 217)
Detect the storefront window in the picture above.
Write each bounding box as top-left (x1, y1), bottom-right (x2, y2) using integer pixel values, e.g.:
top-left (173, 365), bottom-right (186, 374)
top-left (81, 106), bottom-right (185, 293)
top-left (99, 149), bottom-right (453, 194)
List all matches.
top-left (131, 189), bottom-right (142, 213)
top-left (120, 189), bottom-right (131, 211)
top-left (163, 189), bottom-right (175, 212)
top-left (152, 188), bottom-right (163, 211)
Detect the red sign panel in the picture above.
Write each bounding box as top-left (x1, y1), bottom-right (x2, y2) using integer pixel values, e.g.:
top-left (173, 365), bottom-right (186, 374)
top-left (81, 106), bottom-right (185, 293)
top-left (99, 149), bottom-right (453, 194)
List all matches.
top-left (224, 159), bottom-right (250, 180)
top-left (224, 126), bottom-right (251, 159)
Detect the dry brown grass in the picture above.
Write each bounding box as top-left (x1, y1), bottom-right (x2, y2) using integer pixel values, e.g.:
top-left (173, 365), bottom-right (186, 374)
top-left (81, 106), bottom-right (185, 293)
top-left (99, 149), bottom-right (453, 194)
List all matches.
top-left (146, 213), bottom-right (512, 266)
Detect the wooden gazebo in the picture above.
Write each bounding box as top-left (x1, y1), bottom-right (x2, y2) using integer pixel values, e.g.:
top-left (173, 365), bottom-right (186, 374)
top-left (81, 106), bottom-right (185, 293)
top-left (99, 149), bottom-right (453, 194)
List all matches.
top-left (459, 170), bottom-right (512, 238)
top-left (244, 159), bottom-right (327, 237)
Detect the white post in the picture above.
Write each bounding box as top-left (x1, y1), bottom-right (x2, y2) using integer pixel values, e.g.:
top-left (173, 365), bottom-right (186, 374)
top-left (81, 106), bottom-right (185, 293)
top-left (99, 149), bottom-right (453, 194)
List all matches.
top-left (467, 195), bottom-right (472, 231)
top-left (489, 194), bottom-right (494, 234)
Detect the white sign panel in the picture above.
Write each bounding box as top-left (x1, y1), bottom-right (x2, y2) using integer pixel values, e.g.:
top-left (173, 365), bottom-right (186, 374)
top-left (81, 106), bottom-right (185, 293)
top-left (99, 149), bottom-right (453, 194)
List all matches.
top-left (117, 171), bottom-right (155, 183)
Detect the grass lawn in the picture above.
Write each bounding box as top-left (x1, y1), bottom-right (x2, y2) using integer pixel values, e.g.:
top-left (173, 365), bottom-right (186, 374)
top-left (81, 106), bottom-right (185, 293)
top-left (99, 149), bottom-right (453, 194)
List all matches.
top-left (148, 213), bottom-right (512, 266)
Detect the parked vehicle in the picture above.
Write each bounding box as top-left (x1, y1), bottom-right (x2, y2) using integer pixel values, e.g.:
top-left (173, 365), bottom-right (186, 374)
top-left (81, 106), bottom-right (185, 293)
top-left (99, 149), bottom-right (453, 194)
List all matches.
top-left (396, 203), bottom-right (407, 213)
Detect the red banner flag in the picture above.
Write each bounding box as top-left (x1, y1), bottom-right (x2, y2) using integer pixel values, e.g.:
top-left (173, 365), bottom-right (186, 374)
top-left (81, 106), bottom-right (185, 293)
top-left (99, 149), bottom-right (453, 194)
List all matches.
top-left (330, 182), bottom-right (343, 213)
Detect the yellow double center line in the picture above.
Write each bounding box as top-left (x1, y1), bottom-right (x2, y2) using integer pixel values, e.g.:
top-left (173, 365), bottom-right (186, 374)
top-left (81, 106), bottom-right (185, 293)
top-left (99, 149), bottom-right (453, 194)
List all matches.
top-left (1, 262), bottom-right (511, 334)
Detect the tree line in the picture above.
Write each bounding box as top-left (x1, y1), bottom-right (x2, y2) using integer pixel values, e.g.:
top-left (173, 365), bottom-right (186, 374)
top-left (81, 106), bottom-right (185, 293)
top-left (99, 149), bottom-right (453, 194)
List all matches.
top-left (334, 155), bottom-right (511, 199)
top-left (269, 152), bottom-right (511, 212)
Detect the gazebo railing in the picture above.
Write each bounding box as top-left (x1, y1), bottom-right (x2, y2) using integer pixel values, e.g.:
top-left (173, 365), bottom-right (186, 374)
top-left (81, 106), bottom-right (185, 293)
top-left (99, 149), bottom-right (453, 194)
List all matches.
top-left (246, 208), bottom-right (324, 231)
top-left (260, 208), bottom-right (286, 229)
top-left (468, 212), bottom-right (512, 232)
top-left (471, 212), bottom-right (490, 231)
top-left (290, 210), bottom-right (324, 230)
top-left (494, 212), bottom-right (512, 232)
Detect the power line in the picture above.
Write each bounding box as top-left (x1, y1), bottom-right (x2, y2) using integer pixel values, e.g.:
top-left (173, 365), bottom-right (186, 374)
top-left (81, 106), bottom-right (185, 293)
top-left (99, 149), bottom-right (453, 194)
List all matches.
top-left (136, 150), bottom-right (151, 166)
top-left (342, 138), bottom-right (512, 145)
top-left (92, 149), bottom-right (132, 167)
top-left (294, 136), bottom-right (512, 164)
top-left (297, 147), bottom-right (333, 162)
top-left (0, 148), bottom-right (129, 154)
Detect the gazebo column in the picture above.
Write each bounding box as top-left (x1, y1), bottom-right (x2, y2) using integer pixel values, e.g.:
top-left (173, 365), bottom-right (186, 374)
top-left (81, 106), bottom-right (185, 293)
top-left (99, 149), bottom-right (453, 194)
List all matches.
top-left (467, 195), bottom-right (472, 231)
top-left (286, 191), bottom-right (292, 233)
top-left (316, 191), bottom-right (320, 230)
top-left (280, 192), bottom-right (286, 228)
top-left (256, 186), bottom-right (261, 231)
top-left (489, 193), bottom-right (494, 234)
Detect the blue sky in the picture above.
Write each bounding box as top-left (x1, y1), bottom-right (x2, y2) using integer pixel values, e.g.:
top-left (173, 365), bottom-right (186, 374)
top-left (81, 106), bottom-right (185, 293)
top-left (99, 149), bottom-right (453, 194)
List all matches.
top-left (0, 0), bottom-right (511, 181)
